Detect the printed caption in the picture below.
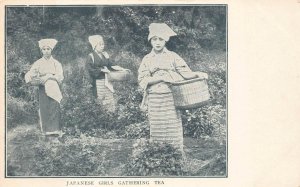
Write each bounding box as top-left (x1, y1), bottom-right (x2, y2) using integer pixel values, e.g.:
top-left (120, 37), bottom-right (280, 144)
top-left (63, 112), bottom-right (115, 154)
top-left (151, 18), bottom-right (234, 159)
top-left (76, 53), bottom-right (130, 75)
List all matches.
top-left (66, 180), bottom-right (165, 186)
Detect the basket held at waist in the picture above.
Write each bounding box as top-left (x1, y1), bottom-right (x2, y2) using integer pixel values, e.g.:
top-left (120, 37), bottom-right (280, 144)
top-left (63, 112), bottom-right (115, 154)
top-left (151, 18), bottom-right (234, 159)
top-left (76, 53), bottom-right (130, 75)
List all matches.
top-left (170, 78), bottom-right (212, 109)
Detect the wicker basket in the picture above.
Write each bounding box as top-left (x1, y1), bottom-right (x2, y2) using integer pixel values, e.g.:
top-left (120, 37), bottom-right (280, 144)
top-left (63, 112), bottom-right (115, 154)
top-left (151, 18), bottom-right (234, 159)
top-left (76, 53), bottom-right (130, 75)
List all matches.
top-left (107, 70), bottom-right (131, 82)
top-left (170, 78), bottom-right (211, 109)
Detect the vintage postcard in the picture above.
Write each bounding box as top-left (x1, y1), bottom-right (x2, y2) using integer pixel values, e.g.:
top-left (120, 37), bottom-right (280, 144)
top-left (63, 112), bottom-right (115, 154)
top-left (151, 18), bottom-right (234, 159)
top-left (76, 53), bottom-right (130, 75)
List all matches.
top-left (0, 0), bottom-right (299, 187)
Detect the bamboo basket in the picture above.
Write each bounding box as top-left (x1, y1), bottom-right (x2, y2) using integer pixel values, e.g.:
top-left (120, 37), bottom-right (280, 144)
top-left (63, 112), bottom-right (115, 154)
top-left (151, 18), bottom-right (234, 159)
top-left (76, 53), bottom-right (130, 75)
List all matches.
top-left (107, 70), bottom-right (131, 82)
top-left (170, 78), bottom-right (211, 109)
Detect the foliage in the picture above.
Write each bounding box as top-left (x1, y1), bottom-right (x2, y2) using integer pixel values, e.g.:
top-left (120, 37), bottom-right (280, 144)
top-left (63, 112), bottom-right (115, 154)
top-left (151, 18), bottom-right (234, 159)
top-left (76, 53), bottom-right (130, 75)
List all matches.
top-left (123, 121), bottom-right (150, 139)
top-left (124, 139), bottom-right (186, 176)
top-left (7, 125), bottom-right (226, 176)
top-left (181, 104), bottom-right (226, 140)
top-left (6, 94), bottom-right (39, 129)
top-left (6, 6), bottom-right (227, 132)
top-left (7, 126), bottom-right (109, 176)
top-left (186, 50), bottom-right (226, 107)
top-left (195, 145), bottom-right (226, 176)
top-left (60, 56), bottom-right (147, 136)
top-left (182, 137), bottom-right (226, 176)
top-left (6, 6), bottom-right (226, 63)
top-left (60, 59), bottom-right (112, 132)
top-left (114, 81), bottom-right (147, 127)
top-left (32, 137), bottom-right (108, 176)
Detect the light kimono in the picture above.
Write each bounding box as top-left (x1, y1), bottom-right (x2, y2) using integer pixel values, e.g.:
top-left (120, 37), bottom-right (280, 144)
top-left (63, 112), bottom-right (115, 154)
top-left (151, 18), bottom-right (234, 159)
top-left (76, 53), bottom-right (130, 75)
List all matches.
top-left (138, 47), bottom-right (193, 109)
top-left (25, 56), bottom-right (64, 136)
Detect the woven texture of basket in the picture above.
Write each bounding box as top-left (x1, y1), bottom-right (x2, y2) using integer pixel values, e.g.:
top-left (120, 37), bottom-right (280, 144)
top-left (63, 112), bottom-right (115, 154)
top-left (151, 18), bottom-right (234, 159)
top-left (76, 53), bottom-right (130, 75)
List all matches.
top-left (107, 70), bottom-right (131, 82)
top-left (170, 78), bottom-right (211, 109)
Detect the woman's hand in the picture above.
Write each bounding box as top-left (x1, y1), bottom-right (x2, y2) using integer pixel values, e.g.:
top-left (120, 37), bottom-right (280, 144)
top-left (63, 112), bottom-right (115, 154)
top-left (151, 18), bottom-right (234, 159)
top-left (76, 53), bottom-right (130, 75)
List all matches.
top-left (196, 72), bottom-right (208, 79)
top-left (180, 72), bottom-right (198, 80)
top-left (161, 76), bottom-right (175, 84)
top-left (101, 66), bottom-right (110, 73)
top-left (40, 74), bottom-right (53, 84)
top-left (111, 65), bottom-right (129, 71)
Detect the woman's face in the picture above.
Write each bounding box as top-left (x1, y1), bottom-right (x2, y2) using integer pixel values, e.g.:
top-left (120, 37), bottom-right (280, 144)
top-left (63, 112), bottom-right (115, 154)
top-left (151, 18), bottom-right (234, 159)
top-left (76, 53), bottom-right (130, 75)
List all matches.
top-left (151, 36), bottom-right (166, 52)
top-left (41, 46), bottom-right (52, 58)
top-left (95, 41), bottom-right (105, 53)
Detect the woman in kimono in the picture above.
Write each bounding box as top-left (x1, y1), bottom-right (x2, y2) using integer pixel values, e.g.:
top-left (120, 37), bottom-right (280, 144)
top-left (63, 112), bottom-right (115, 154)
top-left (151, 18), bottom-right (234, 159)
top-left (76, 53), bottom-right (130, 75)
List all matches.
top-left (25, 39), bottom-right (63, 142)
top-left (138, 23), bottom-right (208, 152)
top-left (86, 35), bottom-right (123, 113)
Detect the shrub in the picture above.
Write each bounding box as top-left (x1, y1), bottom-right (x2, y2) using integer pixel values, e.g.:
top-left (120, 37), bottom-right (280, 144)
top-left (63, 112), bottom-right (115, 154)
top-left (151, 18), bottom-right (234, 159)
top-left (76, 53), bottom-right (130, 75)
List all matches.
top-left (60, 59), bottom-right (112, 132)
top-left (124, 139), bottom-right (186, 176)
top-left (6, 94), bottom-right (39, 129)
top-left (123, 121), bottom-right (150, 139)
top-left (32, 136), bottom-right (108, 176)
top-left (181, 104), bottom-right (226, 140)
top-left (7, 126), bottom-right (109, 176)
top-left (60, 57), bottom-right (147, 137)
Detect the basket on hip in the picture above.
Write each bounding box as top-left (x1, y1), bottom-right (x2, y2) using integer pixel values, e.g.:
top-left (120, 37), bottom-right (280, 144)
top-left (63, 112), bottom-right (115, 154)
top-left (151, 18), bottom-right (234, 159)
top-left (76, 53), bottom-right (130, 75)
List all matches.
top-left (107, 70), bottom-right (131, 82)
top-left (30, 77), bottom-right (42, 86)
top-left (170, 78), bottom-right (211, 109)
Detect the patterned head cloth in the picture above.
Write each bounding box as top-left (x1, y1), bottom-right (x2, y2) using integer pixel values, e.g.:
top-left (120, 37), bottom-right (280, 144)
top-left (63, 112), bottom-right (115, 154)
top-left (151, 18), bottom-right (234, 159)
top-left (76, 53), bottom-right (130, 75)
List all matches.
top-left (38, 39), bottom-right (58, 49)
top-left (88, 35), bottom-right (104, 50)
top-left (148, 23), bottom-right (177, 41)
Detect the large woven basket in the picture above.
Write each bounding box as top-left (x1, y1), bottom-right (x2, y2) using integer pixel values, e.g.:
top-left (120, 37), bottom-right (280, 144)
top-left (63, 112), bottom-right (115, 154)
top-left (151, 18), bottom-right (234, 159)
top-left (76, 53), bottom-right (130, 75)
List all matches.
top-left (170, 78), bottom-right (211, 109)
top-left (107, 70), bottom-right (131, 82)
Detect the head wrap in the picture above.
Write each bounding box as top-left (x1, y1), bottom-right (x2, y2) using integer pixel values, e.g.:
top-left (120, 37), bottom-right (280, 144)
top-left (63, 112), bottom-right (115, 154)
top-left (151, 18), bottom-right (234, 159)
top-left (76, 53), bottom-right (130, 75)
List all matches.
top-left (88, 35), bottom-right (104, 50)
top-left (148, 23), bottom-right (177, 41)
top-left (38, 39), bottom-right (58, 49)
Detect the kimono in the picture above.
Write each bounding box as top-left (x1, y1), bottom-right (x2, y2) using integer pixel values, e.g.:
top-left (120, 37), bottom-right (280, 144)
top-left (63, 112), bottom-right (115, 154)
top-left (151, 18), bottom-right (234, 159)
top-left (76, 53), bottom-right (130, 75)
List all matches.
top-left (86, 51), bottom-right (116, 112)
top-left (138, 47), bottom-right (193, 151)
top-left (25, 56), bottom-right (63, 136)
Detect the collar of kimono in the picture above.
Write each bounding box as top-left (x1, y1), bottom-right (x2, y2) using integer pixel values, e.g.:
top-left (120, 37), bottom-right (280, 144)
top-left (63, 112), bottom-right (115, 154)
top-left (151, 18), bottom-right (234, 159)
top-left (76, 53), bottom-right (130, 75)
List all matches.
top-left (94, 51), bottom-right (107, 59)
top-left (42, 56), bottom-right (55, 62)
top-left (150, 47), bottom-right (169, 57)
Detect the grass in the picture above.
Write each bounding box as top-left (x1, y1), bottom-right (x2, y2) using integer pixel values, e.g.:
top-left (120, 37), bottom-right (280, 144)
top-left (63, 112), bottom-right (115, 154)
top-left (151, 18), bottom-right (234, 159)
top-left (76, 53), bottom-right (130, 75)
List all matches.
top-left (7, 124), bottom-right (226, 177)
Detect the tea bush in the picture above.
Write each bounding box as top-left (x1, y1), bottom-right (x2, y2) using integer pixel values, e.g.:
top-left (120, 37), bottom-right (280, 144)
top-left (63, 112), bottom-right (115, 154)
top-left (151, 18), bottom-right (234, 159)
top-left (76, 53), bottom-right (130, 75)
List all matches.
top-left (181, 104), bottom-right (226, 140)
top-left (7, 126), bottom-right (109, 176)
top-left (60, 59), bottom-right (114, 132)
top-left (6, 94), bottom-right (39, 129)
top-left (32, 137), bottom-right (108, 176)
top-left (124, 121), bottom-right (150, 139)
top-left (124, 139), bottom-right (186, 176)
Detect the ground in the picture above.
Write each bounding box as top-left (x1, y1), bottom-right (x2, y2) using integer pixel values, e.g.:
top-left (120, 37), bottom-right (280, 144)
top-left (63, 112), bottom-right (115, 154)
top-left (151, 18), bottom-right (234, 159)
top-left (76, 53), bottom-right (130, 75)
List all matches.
top-left (7, 124), bottom-right (226, 176)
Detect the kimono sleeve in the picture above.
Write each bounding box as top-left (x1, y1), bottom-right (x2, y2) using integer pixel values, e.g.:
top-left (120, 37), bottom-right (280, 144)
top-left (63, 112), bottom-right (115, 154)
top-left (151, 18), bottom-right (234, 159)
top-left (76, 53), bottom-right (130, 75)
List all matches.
top-left (24, 60), bottom-right (39, 83)
top-left (138, 57), bottom-right (152, 90)
top-left (53, 61), bottom-right (64, 84)
top-left (172, 52), bottom-right (192, 73)
top-left (86, 54), bottom-right (101, 78)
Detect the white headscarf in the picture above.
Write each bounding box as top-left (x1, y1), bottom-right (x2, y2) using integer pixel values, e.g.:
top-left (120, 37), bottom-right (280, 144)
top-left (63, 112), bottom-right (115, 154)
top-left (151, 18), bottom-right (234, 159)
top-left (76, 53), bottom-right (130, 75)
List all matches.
top-left (88, 35), bottom-right (104, 50)
top-left (148, 23), bottom-right (177, 41)
top-left (38, 39), bottom-right (58, 49)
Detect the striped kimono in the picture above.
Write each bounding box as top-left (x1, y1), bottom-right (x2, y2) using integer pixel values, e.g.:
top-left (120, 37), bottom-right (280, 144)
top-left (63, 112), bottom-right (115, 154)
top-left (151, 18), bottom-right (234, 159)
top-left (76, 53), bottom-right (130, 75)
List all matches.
top-left (138, 48), bottom-right (193, 151)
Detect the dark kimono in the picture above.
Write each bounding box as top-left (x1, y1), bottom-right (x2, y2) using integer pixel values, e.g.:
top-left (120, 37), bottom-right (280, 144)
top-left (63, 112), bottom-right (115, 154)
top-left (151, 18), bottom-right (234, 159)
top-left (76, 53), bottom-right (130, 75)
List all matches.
top-left (86, 51), bottom-right (116, 112)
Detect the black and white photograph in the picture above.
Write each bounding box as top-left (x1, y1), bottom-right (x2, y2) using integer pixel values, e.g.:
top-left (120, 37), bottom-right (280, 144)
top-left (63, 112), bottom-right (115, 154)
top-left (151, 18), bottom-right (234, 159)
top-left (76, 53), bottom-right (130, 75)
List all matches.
top-left (5, 5), bottom-right (227, 177)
